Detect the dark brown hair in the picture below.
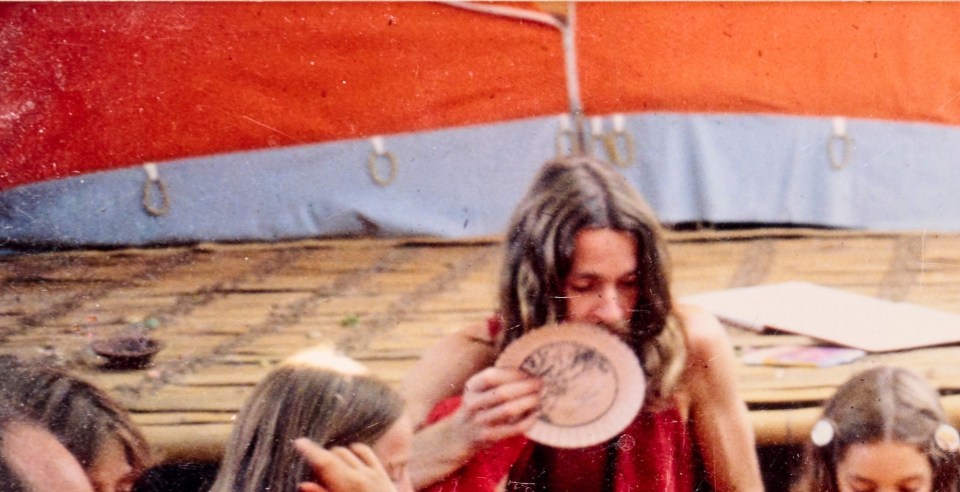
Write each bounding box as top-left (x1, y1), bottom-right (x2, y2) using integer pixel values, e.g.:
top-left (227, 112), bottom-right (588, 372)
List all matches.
top-left (0, 358), bottom-right (150, 480)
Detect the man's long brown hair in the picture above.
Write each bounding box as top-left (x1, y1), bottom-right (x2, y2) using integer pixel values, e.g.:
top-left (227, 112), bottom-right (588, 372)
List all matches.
top-left (497, 156), bottom-right (686, 406)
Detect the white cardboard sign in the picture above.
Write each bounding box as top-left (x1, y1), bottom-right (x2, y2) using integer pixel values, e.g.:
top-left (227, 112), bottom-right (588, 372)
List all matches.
top-left (681, 281), bottom-right (960, 353)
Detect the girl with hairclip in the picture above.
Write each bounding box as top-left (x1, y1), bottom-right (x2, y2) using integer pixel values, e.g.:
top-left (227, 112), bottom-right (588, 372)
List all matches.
top-left (793, 366), bottom-right (960, 492)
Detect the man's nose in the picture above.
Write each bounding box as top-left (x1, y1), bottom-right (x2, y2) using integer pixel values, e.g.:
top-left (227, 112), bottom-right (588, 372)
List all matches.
top-left (592, 287), bottom-right (626, 325)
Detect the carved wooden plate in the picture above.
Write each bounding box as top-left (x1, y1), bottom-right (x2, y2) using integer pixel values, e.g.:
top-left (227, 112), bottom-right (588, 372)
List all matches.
top-left (496, 323), bottom-right (645, 449)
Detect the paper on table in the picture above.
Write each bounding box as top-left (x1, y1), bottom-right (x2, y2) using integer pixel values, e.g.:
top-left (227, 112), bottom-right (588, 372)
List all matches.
top-left (681, 281), bottom-right (960, 353)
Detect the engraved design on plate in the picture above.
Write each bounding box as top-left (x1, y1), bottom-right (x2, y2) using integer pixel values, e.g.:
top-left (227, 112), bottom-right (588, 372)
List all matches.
top-left (520, 341), bottom-right (618, 427)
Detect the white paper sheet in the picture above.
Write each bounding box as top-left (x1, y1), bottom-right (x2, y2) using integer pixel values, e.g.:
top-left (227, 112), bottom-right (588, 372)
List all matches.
top-left (681, 282), bottom-right (960, 352)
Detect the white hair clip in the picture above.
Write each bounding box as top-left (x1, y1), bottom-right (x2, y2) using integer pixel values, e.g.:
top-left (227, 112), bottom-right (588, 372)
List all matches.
top-left (810, 418), bottom-right (835, 447)
top-left (935, 423), bottom-right (960, 452)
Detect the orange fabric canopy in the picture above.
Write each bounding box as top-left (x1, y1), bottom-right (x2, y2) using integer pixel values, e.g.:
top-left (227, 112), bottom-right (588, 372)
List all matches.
top-left (3, 2), bottom-right (960, 190)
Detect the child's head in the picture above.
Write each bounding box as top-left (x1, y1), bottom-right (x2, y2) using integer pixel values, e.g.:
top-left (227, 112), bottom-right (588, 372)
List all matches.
top-left (0, 404), bottom-right (95, 492)
top-left (211, 348), bottom-right (411, 492)
top-left (0, 358), bottom-right (150, 492)
top-left (796, 366), bottom-right (959, 492)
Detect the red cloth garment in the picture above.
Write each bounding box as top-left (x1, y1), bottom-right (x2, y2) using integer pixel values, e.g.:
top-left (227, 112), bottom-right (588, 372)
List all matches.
top-left (423, 316), bottom-right (693, 492)
top-left (421, 397), bottom-right (530, 492)
top-left (422, 396), bottom-right (693, 492)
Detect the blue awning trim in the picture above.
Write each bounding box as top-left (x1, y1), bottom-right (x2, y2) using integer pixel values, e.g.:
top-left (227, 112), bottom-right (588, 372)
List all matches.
top-left (3, 112), bottom-right (959, 250)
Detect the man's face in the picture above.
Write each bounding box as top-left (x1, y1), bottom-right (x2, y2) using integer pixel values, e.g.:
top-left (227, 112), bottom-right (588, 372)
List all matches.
top-left (562, 227), bottom-right (639, 338)
top-left (2, 420), bottom-right (94, 492)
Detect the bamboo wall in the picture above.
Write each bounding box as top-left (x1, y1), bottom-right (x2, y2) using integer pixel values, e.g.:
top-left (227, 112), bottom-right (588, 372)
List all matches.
top-left (2, 229), bottom-right (959, 462)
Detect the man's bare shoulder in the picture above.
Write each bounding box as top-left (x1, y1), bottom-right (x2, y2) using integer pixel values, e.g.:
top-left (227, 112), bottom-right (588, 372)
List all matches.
top-left (674, 303), bottom-right (734, 375)
top-left (456, 321), bottom-right (496, 346)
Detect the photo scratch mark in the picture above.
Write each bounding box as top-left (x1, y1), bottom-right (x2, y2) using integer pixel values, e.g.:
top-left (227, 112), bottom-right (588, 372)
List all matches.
top-left (240, 115), bottom-right (297, 142)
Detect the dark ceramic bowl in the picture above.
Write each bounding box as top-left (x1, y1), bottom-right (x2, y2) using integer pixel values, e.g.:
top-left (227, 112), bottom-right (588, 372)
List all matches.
top-left (90, 335), bottom-right (163, 370)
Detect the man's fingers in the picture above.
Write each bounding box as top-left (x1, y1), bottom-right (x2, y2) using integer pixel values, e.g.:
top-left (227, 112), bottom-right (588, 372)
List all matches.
top-left (475, 393), bottom-right (540, 426)
top-left (464, 367), bottom-right (534, 393)
top-left (479, 409), bottom-right (541, 442)
top-left (464, 378), bottom-right (541, 413)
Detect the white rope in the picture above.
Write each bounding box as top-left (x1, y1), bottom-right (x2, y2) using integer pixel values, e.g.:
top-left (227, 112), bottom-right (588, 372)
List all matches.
top-left (828, 116), bottom-right (852, 170)
top-left (143, 163), bottom-right (160, 182)
top-left (367, 136), bottom-right (397, 186)
top-left (141, 163), bottom-right (169, 216)
top-left (832, 116), bottom-right (847, 137)
top-left (441, 1), bottom-right (583, 142)
top-left (590, 116), bottom-right (604, 136)
top-left (562, 3), bottom-right (582, 117)
top-left (438, 1), bottom-right (564, 29)
top-left (612, 114), bottom-right (626, 132)
top-left (369, 136), bottom-right (386, 155)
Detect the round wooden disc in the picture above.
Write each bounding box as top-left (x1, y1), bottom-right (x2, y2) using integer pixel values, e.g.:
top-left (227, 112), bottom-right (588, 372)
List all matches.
top-left (496, 323), bottom-right (646, 449)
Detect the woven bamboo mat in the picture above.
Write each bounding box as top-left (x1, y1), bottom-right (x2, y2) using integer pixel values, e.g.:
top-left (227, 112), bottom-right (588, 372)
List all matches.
top-left (3, 229), bottom-right (960, 461)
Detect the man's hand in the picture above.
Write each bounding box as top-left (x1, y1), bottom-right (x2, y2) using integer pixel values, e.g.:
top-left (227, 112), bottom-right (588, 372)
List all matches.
top-left (453, 366), bottom-right (542, 449)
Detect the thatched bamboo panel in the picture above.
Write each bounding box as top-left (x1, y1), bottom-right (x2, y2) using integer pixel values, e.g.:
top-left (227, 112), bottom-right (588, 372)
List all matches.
top-left (3, 229), bottom-right (960, 461)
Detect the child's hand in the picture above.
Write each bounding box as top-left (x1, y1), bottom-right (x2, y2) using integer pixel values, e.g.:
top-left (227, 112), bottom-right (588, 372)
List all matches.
top-left (293, 438), bottom-right (395, 492)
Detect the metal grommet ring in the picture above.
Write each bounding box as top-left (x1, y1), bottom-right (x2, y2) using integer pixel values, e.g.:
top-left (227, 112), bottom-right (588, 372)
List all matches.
top-left (142, 177), bottom-right (170, 217)
top-left (827, 134), bottom-right (852, 170)
top-left (367, 151), bottom-right (398, 187)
